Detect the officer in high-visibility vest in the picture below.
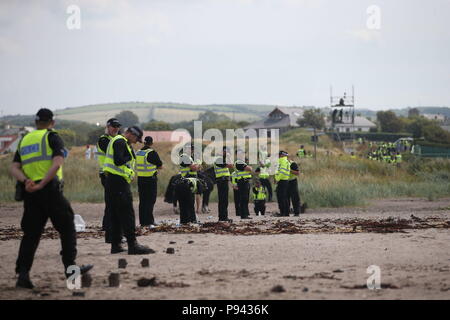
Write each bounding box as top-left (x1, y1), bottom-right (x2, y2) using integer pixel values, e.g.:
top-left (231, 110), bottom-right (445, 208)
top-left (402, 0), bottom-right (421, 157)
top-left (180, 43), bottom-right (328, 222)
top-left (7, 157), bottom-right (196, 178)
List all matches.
top-left (287, 160), bottom-right (306, 216)
top-left (175, 152), bottom-right (201, 224)
top-left (231, 170), bottom-right (240, 217)
top-left (96, 118), bottom-right (121, 243)
top-left (275, 150), bottom-right (290, 216)
top-left (104, 126), bottom-right (153, 255)
top-left (214, 146), bottom-right (234, 222)
top-left (235, 152), bottom-right (253, 220)
top-left (10, 108), bottom-right (93, 289)
top-left (395, 152), bottom-right (402, 164)
top-left (252, 179), bottom-right (266, 216)
top-left (297, 145), bottom-right (306, 159)
top-left (256, 158), bottom-right (272, 202)
top-left (175, 176), bottom-right (205, 225)
top-left (136, 136), bottom-right (163, 227)
top-left (179, 143), bottom-right (203, 215)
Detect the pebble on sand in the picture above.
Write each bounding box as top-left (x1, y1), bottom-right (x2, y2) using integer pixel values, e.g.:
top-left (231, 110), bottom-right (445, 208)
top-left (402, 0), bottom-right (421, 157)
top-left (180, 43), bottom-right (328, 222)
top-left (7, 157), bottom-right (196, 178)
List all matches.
top-left (271, 285), bottom-right (286, 293)
top-left (118, 258), bottom-right (128, 269)
top-left (141, 258), bottom-right (150, 268)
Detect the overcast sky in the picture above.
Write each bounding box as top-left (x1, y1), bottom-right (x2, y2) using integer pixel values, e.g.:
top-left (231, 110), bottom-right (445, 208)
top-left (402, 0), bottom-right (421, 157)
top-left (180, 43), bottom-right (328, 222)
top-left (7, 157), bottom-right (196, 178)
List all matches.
top-left (0, 0), bottom-right (449, 115)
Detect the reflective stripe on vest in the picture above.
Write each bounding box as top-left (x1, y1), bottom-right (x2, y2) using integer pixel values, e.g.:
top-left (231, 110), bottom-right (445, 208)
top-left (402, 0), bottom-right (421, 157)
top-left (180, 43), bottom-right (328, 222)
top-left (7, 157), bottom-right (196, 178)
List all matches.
top-left (103, 135), bottom-right (135, 183)
top-left (234, 160), bottom-right (251, 180)
top-left (135, 149), bottom-right (157, 177)
top-left (179, 154), bottom-right (193, 177)
top-left (259, 167), bottom-right (270, 179)
top-left (276, 157), bottom-right (290, 181)
top-left (214, 157), bottom-right (230, 178)
top-left (19, 129), bottom-right (63, 181)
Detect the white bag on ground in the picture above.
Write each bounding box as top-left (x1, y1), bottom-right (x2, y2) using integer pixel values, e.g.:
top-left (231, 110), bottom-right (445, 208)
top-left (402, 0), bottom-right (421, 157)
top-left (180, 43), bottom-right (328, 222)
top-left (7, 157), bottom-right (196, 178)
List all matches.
top-left (74, 214), bottom-right (86, 232)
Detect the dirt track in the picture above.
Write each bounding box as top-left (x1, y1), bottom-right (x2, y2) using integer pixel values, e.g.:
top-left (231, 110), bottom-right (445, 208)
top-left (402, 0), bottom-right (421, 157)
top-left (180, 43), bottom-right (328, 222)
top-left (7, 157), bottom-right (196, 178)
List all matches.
top-left (0, 197), bottom-right (449, 300)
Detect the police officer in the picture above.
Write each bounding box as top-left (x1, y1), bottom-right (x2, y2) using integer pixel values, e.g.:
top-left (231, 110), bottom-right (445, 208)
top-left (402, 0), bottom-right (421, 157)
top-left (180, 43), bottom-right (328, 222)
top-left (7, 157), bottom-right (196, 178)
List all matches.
top-left (231, 170), bottom-right (240, 217)
top-left (255, 160), bottom-right (272, 202)
top-left (136, 136), bottom-right (163, 227)
top-left (287, 160), bottom-right (306, 216)
top-left (235, 153), bottom-right (253, 220)
top-left (96, 118), bottom-right (121, 243)
top-left (103, 126), bottom-right (153, 255)
top-left (176, 152), bottom-right (200, 224)
top-left (10, 108), bottom-right (93, 289)
top-left (275, 150), bottom-right (290, 216)
top-left (180, 143), bottom-right (203, 215)
top-left (297, 145), bottom-right (306, 159)
top-left (214, 147), bottom-right (234, 222)
top-left (252, 179), bottom-right (267, 216)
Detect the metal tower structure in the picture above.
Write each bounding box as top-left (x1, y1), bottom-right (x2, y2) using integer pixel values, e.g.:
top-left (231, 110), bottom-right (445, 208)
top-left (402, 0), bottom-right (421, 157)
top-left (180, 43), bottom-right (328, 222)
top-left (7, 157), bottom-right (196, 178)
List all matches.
top-left (330, 85), bottom-right (356, 142)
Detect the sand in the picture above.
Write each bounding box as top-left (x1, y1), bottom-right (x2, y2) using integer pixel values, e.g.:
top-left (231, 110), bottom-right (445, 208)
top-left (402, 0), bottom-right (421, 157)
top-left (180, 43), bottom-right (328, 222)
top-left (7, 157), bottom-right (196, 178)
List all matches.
top-left (0, 197), bottom-right (449, 300)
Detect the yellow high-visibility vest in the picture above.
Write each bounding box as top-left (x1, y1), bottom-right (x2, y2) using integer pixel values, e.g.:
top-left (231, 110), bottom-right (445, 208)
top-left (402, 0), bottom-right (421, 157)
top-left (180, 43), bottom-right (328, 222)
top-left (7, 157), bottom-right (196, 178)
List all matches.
top-left (135, 148), bottom-right (157, 177)
top-left (18, 129), bottom-right (63, 182)
top-left (179, 153), bottom-right (194, 177)
top-left (275, 156), bottom-right (290, 181)
top-left (103, 135), bottom-right (135, 183)
top-left (214, 156), bottom-right (230, 178)
top-left (96, 134), bottom-right (111, 172)
top-left (253, 186), bottom-right (266, 200)
top-left (297, 149), bottom-right (305, 158)
top-left (234, 160), bottom-right (251, 180)
top-left (231, 171), bottom-right (238, 186)
top-left (259, 166), bottom-right (270, 179)
top-left (288, 161), bottom-right (297, 181)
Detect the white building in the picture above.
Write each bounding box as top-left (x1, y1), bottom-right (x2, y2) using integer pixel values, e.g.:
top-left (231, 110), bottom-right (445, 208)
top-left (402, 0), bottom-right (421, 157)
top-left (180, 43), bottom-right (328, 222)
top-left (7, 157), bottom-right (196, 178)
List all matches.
top-left (325, 116), bottom-right (376, 133)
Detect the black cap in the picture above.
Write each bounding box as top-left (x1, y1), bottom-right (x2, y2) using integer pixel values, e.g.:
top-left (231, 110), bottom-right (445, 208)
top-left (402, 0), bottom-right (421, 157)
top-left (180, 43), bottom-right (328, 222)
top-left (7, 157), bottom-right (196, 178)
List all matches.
top-left (144, 136), bottom-right (153, 144)
top-left (35, 108), bottom-right (54, 122)
top-left (106, 118), bottom-right (121, 128)
top-left (279, 150), bottom-right (289, 156)
top-left (128, 126), bottom-right (143, 143)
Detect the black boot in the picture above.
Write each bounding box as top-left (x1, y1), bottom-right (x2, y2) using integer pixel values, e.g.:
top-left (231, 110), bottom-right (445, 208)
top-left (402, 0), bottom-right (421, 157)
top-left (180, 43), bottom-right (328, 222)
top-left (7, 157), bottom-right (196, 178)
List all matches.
top-left (128, 241), bottom-right (155, 255)
top-left (111, 243), bottom-right (126, 254)
top-left (16, 272), bottom-right (34, 289)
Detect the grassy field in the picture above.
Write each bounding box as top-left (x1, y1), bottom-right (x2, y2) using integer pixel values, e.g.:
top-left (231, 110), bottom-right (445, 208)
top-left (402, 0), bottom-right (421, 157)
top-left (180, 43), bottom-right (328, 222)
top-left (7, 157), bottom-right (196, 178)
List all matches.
top-left (54, 102), bottom-right (274, 124)
top-left (1, 129), bottom-right (450, 207)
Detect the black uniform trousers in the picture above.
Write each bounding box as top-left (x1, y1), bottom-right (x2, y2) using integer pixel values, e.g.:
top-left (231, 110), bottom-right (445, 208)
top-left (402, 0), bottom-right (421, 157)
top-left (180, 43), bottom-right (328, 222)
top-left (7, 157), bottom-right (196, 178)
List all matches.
top-left (254, 200), bottom-right (266, 215)
top-left (202, 180), bottom-right (213, 208)
top-left (260, 178), bottom-right (273, 201)
top-left (138, 176), bottom-right (157, 226)
top-left (100, 173), bottom-right (113, 242)
top-left (105, 174), bottom-right (136, 246)
top-left (276, 180), bottom-right (289, 216)
top-left (216, 179), bottom-right (229, 221)
top-left (288, 179), bottom-right (301, 215)
top-left (233, 188), bottom-right (241, 216)
top-left (16, 179), bottom-right (77, 274)
top-left (175, 181), bottom-right (196, 224)
top-left (238, 179), bottom-right (250, 218)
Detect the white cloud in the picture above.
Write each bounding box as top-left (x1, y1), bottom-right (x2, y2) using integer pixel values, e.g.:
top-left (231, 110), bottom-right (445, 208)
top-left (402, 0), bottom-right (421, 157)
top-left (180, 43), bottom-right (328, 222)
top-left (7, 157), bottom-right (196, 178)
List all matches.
top-left (0, 35), bottom-right (21, 55)
top-left (348, 28), bottom-right (381, 43)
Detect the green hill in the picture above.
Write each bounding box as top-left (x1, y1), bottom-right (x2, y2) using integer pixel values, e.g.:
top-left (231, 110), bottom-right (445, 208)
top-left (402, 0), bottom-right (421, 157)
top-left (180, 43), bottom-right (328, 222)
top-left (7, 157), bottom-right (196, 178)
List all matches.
top-left (54, 102), bottom-right (278, 124)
